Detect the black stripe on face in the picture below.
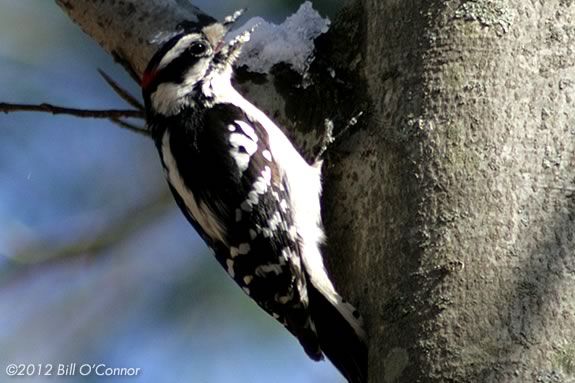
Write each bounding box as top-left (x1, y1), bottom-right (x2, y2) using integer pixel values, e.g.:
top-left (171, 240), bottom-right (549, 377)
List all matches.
top-left (142, 33), bottom-right (214, 95)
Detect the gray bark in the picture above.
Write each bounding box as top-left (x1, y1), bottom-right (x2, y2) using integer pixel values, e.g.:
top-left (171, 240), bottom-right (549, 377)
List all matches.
top-left (55, 0), bottom-right (575, 382)
top-left (325, 0), bottom-right (575, 381)
top-left (55, 0), bottom-right (210, 79)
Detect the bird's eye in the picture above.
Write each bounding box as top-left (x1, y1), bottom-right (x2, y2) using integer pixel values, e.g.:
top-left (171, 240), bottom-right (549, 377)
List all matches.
top-left (188, 41), bottom-right (208, 56)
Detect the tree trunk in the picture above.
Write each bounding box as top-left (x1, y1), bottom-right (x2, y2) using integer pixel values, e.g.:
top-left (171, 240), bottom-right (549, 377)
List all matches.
top-left (55, 0), bottom-right (575, 382)
top-left (324, 0), bottom-right (575, 381)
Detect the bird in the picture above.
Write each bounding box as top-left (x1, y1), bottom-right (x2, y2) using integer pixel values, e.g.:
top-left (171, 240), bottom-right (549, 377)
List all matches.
top-left (140, 11), bottom-right (366, 383)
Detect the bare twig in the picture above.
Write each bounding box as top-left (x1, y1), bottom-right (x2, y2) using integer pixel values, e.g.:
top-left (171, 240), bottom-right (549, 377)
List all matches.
top-left (1, 69), bottom-right (149, 137)
top-left (0, 102), bottom-right (144, 119)
top-left (98, 69), bottom-right (145, 111)
top-left (5, 190), bottom-right (173, 270)
top-left (110, 117), bottom-right (150, 137)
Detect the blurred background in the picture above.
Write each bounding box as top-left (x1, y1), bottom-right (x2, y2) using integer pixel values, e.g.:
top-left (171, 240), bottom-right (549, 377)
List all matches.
top-left (0, 1), bottom-right (345, 382)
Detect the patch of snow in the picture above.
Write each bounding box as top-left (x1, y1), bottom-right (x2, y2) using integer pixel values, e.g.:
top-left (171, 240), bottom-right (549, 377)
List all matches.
top-left (229, 1), bottom-right (330, 74)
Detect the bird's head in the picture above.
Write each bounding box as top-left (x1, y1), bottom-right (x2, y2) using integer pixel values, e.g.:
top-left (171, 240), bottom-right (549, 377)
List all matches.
top-left (142, 10), bottom-right (249, 116)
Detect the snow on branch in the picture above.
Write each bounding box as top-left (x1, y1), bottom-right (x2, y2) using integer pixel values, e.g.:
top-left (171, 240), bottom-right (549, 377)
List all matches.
top-left (231, 2), bottom-right (330, 74)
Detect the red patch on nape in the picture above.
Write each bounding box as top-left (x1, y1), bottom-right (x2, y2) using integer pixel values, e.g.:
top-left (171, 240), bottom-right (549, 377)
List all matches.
top-left (141, 69), bottom-right (156, 89)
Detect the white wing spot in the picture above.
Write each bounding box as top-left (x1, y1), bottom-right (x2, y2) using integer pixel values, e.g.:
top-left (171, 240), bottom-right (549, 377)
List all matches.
top-left (228, 124), bottom-right (236, 132)
top-left (279, 199), bottom-right (288, 212)
top-left (238, 243), bottom-right (251, 254)
top-left (262, 150), bottom-right (272, 162)
top-left (241, 200), bottom-right (252, 212)
top-left (271, 190), bottom-right (281, 201)
top-left (252, 166), bottom-right (272, 195)
top-left (263, 166), bottom-right (271, 183)
top-left (255, 263), bottom-right (284, 277)
top-left (226, 259), bottom-right (235, 278)
top-left (229, 132), bottom-right (258, 174)
top-left (246, 190), bottom-right (259, 207)
top-left (276, 294), bottom-right (292, 304)
top-left (249, 229), bottom-right (257, 240)
top-left (282, 247), bottom-right (295, 262)
top-left (229, 132), bottom-right (257, 153)
top-left (235, 209), bottom-right (242, 222)
top-left (235, 120), bottom-right (258, 143)
top-left (267, 211), bottom-right (282, 232)
top-left (289, 225), bottom-right (298, 240)
top-left (299, 280), bottom-right (308, 303)
top-left (230, 151), bottom-right (250, 174)
top-left (243, 275), bottom-right (253, 285)
top-left (231, 243), bottom-right (250, 259)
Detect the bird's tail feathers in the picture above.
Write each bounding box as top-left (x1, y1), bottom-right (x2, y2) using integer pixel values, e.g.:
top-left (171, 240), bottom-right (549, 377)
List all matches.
top-left (308, 282), bottom-right (367, 383)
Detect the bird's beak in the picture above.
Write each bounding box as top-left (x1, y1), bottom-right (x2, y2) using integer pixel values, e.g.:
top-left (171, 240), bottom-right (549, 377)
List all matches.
top-left (217, 29), bottom-right (252, 65)
top-left (206, 9), bottom-right (253, 67)
top-left (202, 9), bottom-right (246, 53)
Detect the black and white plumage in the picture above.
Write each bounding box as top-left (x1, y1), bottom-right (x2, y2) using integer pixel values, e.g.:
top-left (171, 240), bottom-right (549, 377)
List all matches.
top-left (141, 13), bottom-right (366, 383)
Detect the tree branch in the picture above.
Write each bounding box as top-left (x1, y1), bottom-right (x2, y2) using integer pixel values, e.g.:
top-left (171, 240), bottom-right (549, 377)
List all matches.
top-left (55, 0), bottom-right (212, 78)
top-left (8, 190), bottom-right (173, 267)
top-left (109, 118), bottom-right (150, 137)
top-left (0, 102), bottom-right (149, 136)
top-left (0, 102), bottom-right (143, 119)
top-left (98, 69), bottom-right (145, 111)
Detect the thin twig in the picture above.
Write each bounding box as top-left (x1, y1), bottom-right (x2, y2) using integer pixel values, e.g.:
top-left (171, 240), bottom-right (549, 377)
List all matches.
top-left (110, 117), bottom-right (150, 137)
top-left (0, 102), bottom-right (144, 119)
top-left (4, 190), bottom-right (173, 270)
top-left (111, 50), bottom-right (142, 85)
top-left (315, 110), bottom-right (365, 161)
top-left (98, 69), bottom-right (145, 111)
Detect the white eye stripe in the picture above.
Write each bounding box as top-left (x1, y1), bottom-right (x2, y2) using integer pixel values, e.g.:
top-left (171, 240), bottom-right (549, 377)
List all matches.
top-left (157, 33), bottom-right (206, 71)
top-left (150, 56), bottom-right (211, 116)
